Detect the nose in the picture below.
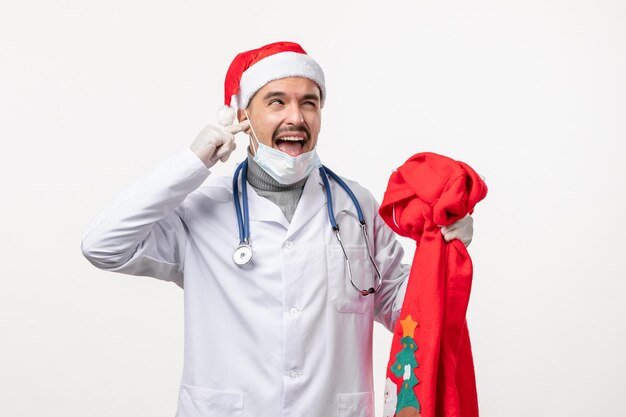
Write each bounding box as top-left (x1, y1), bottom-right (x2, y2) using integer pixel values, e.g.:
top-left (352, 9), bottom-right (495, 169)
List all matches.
top-left (284, 103), bottom-right (305, 126)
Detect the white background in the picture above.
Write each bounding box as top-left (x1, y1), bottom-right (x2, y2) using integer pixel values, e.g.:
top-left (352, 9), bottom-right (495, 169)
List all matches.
top-left (1, 0), bottom-right (625, 416)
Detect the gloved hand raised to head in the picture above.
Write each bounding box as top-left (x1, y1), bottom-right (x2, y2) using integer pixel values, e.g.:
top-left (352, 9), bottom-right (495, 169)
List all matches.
top-left (441, 214), bottom-right (474, 247)
top-left (190, 120), bottom-right (250, 169)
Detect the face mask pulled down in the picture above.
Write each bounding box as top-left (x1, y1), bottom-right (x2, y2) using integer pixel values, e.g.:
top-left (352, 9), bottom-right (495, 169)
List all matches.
top-left (245, 110), bottom-right (322, 185)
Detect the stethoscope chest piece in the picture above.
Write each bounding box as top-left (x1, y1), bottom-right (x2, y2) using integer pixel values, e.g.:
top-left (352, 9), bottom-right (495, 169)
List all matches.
top-left (233, 243), bottom-right (253, 265)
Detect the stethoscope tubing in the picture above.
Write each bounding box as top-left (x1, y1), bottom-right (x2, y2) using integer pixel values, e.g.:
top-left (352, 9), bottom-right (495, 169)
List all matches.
top-left (232, 160), bottom-right (251, 245)
top-left (232, 160), bottom-right (382, 295)
top-left (318, 165), bottom-right (365, 227)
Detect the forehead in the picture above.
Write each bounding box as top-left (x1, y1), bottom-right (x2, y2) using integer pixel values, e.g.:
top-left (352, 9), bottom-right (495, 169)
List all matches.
top-left (256, 77), bottom-right (321, 98)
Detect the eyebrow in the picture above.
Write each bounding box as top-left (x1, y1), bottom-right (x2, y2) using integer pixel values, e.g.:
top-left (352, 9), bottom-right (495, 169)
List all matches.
top-left (301, 93), bottom-right (320, 102)
top-left (263, 91), bottom-right (286, 100)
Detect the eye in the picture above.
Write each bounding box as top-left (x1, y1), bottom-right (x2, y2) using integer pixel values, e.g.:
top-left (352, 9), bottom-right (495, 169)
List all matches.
top-left (302, 100), bottom-right (319, 108)
top-left (268, 99), bottom-right (284, 106)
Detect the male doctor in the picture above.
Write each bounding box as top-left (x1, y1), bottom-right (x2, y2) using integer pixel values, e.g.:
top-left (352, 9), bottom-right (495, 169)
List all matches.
top-left (81, 42), bottom-right (473, 417)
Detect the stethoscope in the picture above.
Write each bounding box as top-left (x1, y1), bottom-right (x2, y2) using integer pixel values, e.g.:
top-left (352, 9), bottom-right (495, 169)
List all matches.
top-left (232, 159), bottom-right (383, 296)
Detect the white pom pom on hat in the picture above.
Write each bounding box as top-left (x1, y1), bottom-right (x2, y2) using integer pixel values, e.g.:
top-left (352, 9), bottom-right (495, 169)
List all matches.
top-left (217, 105), bottom-right (236, 126)
top-left (217, 41), bottom-right (325, 125)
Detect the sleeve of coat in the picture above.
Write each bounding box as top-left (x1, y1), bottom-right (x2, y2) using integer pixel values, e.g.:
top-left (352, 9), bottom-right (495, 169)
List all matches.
top-left (364, 190), bottom-right (410, 332)
top-left (81, 148), bottom-right (211, 287)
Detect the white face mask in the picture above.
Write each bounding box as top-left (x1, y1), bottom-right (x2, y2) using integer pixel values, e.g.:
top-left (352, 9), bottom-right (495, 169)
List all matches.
top-left (245, 110), bottom-right (322, 185)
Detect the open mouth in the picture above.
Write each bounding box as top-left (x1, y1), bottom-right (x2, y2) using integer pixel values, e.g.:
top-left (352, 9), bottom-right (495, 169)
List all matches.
top-left (275, 136), bottom-right (307, 157)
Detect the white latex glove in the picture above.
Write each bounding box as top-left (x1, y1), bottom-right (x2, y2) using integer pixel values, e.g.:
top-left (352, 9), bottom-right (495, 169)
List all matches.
top-left (441, 214), bottom-right (474, 247)
top-left (190, 120), bottom-right (250, 168)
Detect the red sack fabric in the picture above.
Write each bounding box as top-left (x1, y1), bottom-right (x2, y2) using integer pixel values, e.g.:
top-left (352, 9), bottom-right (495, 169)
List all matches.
top-left (380, 152), bottom-right (487, 417)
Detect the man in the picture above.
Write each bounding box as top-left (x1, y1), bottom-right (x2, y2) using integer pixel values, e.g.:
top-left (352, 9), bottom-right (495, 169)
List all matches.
top-left (81, 42), bottom-right (473, 417)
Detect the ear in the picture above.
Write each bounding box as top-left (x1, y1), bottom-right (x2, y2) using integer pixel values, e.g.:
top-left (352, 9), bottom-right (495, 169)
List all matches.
top-left (237, 109), bottom-right (252, 134)
top-left (237, 109), bottom-right (247, 122)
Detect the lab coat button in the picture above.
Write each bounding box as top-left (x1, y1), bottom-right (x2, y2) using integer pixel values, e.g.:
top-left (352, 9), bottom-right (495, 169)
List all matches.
top-left (284, 240), bottom-right (294, 249)
top-left (289, 306), bottom-right (300, 316)
top-left (289, 370), bottom-right (301, 379)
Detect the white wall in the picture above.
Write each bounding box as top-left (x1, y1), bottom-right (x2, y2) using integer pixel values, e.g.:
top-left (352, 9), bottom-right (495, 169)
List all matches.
top-left (1, 1), bottom-right (625, 416)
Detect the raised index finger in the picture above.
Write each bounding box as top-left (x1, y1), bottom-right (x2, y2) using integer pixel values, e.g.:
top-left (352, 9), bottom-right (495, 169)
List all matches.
top-left (224, 120), bottom-right (250, 135)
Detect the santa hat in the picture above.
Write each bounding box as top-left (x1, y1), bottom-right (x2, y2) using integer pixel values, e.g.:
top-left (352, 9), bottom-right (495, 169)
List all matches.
top-left (217, 41), bottom-right (326, 126)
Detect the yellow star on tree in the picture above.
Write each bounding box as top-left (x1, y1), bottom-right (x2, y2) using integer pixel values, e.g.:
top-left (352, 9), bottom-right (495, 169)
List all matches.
top-left (400, 314), bottom-right (418, 339)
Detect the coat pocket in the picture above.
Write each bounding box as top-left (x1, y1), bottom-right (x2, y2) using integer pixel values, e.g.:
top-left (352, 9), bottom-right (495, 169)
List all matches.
top-left (176, 384), bottom-right (244, 417)
top-left (337, 391), bottom-right (374, 417)
top-left (326, 245), bottom-right (374, 314)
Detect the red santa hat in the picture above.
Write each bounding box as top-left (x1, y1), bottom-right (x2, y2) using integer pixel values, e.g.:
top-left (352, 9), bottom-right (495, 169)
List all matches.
top-left (217, 41), bottom-right (326, 126)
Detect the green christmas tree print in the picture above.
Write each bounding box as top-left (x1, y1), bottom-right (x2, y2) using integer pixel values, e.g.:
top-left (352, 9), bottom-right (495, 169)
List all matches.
top-left (389, 314), bottom-right (421, 415)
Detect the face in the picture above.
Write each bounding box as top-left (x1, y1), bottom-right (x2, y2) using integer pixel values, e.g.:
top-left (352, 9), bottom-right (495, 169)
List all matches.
top-left (239, 77), bottom-right (322, 157)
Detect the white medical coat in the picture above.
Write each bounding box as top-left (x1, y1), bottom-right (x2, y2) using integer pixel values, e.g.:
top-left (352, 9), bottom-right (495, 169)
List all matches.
top-left (81, 149), bottom-right (409, 417)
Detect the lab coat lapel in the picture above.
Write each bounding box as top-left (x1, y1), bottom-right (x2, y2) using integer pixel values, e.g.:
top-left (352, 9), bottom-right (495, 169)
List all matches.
top-left (246, 182), bottom-right (290, 229)
top-left (286, 169), bottom-right (326, 239)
